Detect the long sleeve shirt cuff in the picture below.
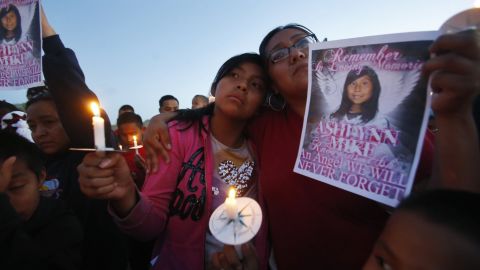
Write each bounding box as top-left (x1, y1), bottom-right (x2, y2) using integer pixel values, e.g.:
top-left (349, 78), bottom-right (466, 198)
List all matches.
top-left (42, 34), bottom-right (65, 55)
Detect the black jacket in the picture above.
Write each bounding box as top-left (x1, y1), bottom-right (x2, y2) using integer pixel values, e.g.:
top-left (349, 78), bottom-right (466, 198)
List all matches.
top-left (0, 194), bottom-right (83, 270)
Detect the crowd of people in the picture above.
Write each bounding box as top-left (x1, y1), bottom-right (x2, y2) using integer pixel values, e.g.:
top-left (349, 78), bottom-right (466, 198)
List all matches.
top-left (1, 5), bottom-right (480, 270)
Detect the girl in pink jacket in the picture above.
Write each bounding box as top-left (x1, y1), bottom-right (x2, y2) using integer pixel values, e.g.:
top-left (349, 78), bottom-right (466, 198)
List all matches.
top-left (77, 53), bottom-right (270, 270)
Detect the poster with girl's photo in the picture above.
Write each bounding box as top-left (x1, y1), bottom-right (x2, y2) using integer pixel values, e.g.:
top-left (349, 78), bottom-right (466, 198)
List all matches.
top-left (0, 0), bottom-right (41, 90)
top-left (294, 31), bottom-right (438, 206)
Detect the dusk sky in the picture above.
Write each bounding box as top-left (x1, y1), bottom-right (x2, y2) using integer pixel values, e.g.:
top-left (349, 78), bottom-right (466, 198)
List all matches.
top-left (1, 0), bottom-right (475, 121)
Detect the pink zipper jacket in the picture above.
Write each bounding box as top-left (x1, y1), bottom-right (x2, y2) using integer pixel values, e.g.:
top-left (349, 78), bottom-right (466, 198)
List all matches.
top-left (111, 116), bottom-right (268, 270)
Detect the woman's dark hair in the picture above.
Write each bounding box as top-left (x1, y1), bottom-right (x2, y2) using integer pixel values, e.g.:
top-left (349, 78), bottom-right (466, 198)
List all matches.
top-left (0, 130), bottom-right (44, 179)
top-left (174, 53), bottom-right (269, 134)
top-left (25, 85), bottom-right (53, 109)
top-left (397, 189), bottom-right (480, 247)
top-left (259, 23), bottom-right (318, 63)
top-left (332, 66), bottom-right (381, 123)
top-left (0, 4), bottom-right (22, 43)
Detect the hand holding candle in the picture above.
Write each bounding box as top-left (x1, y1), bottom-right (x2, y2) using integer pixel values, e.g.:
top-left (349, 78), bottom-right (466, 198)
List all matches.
top-left (90, 102), bottom-right (106, 150)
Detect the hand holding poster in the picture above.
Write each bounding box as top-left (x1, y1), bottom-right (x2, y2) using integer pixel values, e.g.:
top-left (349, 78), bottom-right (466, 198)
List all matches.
top-left (0, 0), bottom-right (41, 90)
top-left (294, 32), bottom-right (438, 207)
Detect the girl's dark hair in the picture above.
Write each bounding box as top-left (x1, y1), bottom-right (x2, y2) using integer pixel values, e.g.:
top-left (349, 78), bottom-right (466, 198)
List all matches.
top-left (0, 130), bottom-right (44, 179)
top-left (0, 4), bottom-right (22, 43)
top-left (397, 189), bottom-right (480, 247)
top-left (174, 53), bottom-right (269, 134)
top-left (332, 66), bottom-right (381, 123)
top-left (259, 23), bottom-right (318, 63)
top-left (210, 52), bottom-right (268, 94)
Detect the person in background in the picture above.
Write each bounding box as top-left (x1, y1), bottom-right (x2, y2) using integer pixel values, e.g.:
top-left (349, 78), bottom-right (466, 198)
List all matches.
top-left (0, 100), bottom-right (33, 142)
top-left (159, 95), bottom-right (179, 113)
top-left (116, 112), bottom-right (146, 188)
top-left (191, 94), bottom-right (209, 109)
top-left (118, 104), bottom-right (135, 116)
top-left (116, 111), bottom-right (151, 270)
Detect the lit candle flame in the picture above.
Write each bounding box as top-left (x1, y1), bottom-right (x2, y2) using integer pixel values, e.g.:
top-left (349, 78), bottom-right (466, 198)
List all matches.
top-left (133, 135), bottom-right (139, 154)
top-left (90, 102), bottom-right (100, 117)
top-left (475, 0), bottom-right (480, 8)
top-left (228, 187), bottom-right (236, 200)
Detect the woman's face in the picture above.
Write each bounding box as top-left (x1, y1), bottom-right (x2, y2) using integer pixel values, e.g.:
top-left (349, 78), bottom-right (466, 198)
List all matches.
top-left (1, 11), bottom-right (17, 31)
top-left (347, 75), bottom-right (373, 105)
top-left (214, 62), bottom-right (266, 120)
top-left (26, 100), bottom-right (70, 155)
top-left (265, 28), bottom-right (311, 103)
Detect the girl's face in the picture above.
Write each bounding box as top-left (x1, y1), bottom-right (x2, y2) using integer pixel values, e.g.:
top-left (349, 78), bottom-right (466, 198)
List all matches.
top-left (347, 75), bottom-right (373, 105)
top-left (214, 62), bottom-right (266, 120)
top-left (265, 28), bottom-right (311, 103)
top-left (26, 100), bottom-right (70, 155)
top-left (1, 11), bottom-right (17, 31)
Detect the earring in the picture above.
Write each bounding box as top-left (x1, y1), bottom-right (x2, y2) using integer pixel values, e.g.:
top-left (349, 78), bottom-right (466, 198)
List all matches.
top-left (267, 92), bottom-right (286, 111)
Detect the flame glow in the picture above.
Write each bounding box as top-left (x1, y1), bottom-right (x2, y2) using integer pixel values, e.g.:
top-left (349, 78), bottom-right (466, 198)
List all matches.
top-left (90, 102), bottom-right (100, 116)
top-left (228, 187), bottom-right (236, 200)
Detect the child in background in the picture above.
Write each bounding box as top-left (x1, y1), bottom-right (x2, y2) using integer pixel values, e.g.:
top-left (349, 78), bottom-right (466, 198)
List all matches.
top-left (363, 189), bottom-right (480, 270)
top-left (118, 104), bottom-right (135, 116)
top-left (78, 53), bottom-right (270, 270)
top-left (116, 112), bottom-right (146, 188)
top-left (116, 112), bottom-right (151, 270)
top-left (191, 94), bottom-right (209, 109)
top-left (0, 131), bottom-right (83, 270)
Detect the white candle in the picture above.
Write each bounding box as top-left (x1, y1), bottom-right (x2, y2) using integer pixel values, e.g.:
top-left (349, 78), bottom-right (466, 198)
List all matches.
top-left (90, 102), bottom-right (106, 150)
top-left (209, 196), bottom-right (263, 245)
top-left (133, 135), bottom-right (139, 155)
top-left (225, 187), bottom-right (238, 220)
